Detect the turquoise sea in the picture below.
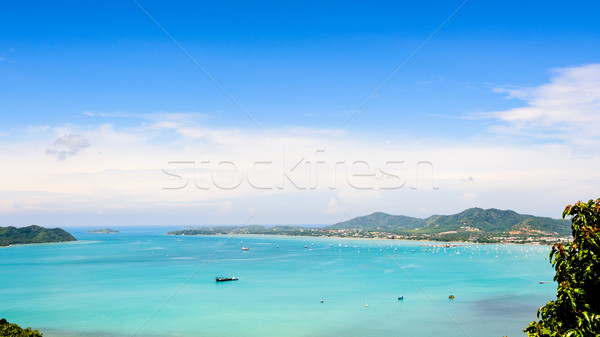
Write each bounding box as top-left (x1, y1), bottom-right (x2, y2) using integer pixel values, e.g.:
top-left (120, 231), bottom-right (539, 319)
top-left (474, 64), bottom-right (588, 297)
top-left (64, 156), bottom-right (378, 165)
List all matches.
top-left (0, 227), bottom-right (556, 337)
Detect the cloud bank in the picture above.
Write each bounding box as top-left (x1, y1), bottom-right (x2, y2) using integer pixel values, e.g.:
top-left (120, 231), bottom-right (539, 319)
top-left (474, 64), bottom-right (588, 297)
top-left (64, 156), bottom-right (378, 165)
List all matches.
top-left (1, 64), bottom-right (600, 225)
top-left (489, 64), bottom-right (600, 147)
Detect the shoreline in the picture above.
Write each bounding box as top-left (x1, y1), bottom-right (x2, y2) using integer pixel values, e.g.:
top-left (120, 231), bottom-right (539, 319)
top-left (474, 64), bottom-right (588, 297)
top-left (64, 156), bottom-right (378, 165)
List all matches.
top-left (166, 232), bottom-right (557, 247)
top-left (0, 240), bottom-right (79, 248)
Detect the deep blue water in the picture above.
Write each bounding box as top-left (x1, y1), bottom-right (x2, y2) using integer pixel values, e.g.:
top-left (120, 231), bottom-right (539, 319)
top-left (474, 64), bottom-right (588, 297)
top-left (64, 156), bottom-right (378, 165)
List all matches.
top-left (0, 227), bottom-right (556, 336)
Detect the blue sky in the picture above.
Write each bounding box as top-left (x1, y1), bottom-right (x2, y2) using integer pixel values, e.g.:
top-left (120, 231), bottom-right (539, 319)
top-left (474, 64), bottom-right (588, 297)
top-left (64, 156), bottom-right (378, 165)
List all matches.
top-left (1, 1), bottom-right (599, 226)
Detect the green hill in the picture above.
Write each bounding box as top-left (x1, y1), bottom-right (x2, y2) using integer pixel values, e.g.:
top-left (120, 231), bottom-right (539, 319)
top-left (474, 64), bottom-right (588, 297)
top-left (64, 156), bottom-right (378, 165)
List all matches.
top-left (0, 225), bottom-right (77, 247)
top-left (326, 212), bottom-right (424, 231)
top-left (328, 208), bottom-right (570, 235)
top-left (167, 208), bottom-right (570, 244)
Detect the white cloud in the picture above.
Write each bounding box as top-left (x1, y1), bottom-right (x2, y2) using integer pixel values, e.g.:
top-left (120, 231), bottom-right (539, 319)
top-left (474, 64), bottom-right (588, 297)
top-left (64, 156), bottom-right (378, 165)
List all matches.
top-left (325, 197), bottom-right (343, 214)
top-left (1, 48), bottom-right (15, 63)
top-left (1, 108), bottom-right (599, 225)
top-left (486, 64), bottom-right (600, 146)
top-left (46, 134), bottom-right (90, 160)
top-left (0, 199), bottom-right (15, 212)
top-left (219, 201), bottom-right (233, 212)
top-left (461, 192), bottom-right (477, 202)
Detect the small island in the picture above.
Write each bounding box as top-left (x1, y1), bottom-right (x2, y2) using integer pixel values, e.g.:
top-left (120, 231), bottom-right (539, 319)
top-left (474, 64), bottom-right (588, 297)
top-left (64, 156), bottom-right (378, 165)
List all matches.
top-left (0, 225), bottom-right (76, 247)
top-left (85, 228), bottom-right (119, 234)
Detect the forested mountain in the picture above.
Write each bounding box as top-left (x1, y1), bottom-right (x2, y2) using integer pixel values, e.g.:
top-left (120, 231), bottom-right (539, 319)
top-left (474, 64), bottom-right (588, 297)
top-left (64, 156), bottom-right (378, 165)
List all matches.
top-left (0, 225), bottom-right (76, 246)
top-left (328, 208), bottom-right (570, 235)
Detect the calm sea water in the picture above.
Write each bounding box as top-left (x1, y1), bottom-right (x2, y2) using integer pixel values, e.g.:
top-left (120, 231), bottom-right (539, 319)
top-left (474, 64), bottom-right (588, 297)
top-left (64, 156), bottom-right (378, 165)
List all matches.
top-left (0, 227), bottom-right (556, 337)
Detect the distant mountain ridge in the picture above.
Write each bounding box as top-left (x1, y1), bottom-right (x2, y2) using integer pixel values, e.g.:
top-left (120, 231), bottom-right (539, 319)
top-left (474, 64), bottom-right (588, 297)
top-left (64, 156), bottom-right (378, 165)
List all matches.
top-left (0, 225), bottom-right (76, 247)
top-left (327, 208), bottom-right (570, 235)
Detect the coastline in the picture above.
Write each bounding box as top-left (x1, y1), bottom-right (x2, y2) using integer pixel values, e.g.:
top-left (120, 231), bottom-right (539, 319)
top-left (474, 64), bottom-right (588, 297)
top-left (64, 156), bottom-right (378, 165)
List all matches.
top-left (166, 232), bottom-right (558, 247)
top-left (0, 240), bottom-right (80, 248)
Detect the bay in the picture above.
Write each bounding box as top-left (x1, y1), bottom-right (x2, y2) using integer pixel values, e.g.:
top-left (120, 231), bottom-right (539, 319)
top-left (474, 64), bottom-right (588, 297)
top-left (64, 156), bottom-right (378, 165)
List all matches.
top-left (0, 227), bottom-right (556, 336)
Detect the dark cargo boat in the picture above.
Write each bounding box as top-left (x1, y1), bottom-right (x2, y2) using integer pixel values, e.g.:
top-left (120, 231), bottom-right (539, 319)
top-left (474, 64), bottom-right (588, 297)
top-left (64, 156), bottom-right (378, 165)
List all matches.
top-left (216, 276), bottom-right (238, 282)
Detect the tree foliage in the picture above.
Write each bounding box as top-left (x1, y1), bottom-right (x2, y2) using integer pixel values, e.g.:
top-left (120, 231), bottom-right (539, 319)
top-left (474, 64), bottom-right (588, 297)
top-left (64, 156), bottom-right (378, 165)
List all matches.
top-left (0, 225), bottom-right (76, 246)
top-left (525, 199), bottom-right (600, 336)
top-left (329, 208), bottom-right (570, 234)
top-left (0, 318), bottom-right (43, 337)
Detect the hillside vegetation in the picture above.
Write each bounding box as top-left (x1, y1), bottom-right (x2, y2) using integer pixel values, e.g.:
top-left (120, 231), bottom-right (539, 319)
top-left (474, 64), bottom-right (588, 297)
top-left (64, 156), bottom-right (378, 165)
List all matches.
top-left (168, 208), bottom-right (570, 244)
top-left (0, 225), bottom-right (76, 247)
top-left (326, 212), bottom-right (423, 231)
top-left (0, 318), bottom-right (43, 336)
top-left (329, 208), bottom-right (570, 235)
